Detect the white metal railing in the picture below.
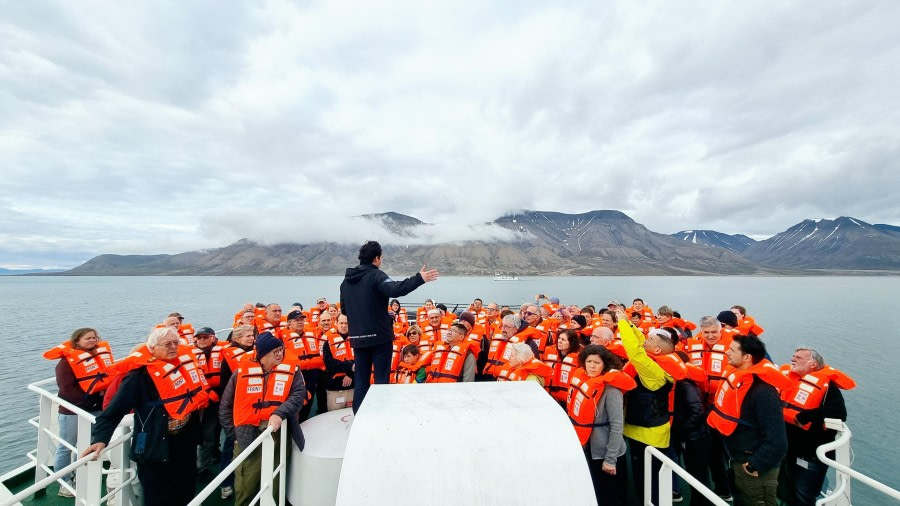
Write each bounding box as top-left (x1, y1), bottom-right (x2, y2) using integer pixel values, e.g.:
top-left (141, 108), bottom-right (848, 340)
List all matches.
top-left (3, 378), bottom-right (139, 506)
top-left (816, 418), bottom-right (900, 506)
top-left (188, 424), bottom-right (288, 506)
top-left (644, 446), bottom-right (730, 506)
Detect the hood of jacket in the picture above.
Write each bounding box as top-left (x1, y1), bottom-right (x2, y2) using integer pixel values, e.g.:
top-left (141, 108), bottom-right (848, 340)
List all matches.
top-left (344, 263), bottom-right (377, 284)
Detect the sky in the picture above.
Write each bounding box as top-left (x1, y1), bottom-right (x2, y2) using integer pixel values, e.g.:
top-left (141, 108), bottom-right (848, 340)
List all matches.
top-left (2, 1), bottom-right (900, 269)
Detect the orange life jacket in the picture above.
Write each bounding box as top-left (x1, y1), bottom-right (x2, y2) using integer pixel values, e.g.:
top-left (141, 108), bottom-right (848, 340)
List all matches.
top-left (484, 334), bottom-right (516, 377)
top-left (683, 335), bottom-right (733, 400)
top-left (136, 350), bottom-right (211, 420)
top-left (567, 368), bottom-right (637, 445)
top-left (326, 330), bottom-right (355, 362)
top-left (255, 317), bottom-right (284, 335)
top-left (627, 306), bottom-right (656, 326)
top-left (43, 341), bottom-right (115, 395)
top-left (422, 321), bottom-right (450, 344)
top-left (780, 364), bottom-right (855, 429)
top-left (669, 317), bottom-right (697, 332)
top-left (192, 342), bottom-right (227, 389)
top-left (392, 320), bottom-right (409, 336)
top-left (279, 328), bottom-right (325, 371)
top-left (232, 360), bottom-right (299, 426)
top-left (623, 352), bottom-right (688, 382)
top-left (426, 342), bottom-right (477, 383)
top-left (222, 345), bottom-right (252, 372)
top-left (392, 354), bottom-right (430, 384)
top-left (736, 316), bottom-right (764, 336)
top-left (544, 346), bottom-right (580, 402)
top-left (531, 321), bottom-right (556, 353)
top-left (707, 360), bottom-right (792, 436)
top-left (497, 358), bottom-right (554, 385)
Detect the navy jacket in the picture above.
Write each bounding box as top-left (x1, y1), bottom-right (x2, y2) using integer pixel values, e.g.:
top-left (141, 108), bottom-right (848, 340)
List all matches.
top-left (340, 263), bottom-right (425, 349)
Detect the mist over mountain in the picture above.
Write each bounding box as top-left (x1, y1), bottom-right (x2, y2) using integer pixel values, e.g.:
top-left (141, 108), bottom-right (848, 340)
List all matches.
top-left (63, 211), bottom-right (900, 275)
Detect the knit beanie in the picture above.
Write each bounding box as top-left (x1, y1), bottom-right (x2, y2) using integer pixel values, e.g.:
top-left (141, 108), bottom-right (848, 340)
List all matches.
top-left (717, 310), bottom-right (739, 329)
top-left (255, 331), bottom-right (283, 358)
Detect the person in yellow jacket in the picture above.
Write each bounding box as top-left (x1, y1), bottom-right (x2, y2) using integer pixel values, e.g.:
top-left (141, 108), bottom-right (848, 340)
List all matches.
top-left (616, 308), bottom-right (677, 506)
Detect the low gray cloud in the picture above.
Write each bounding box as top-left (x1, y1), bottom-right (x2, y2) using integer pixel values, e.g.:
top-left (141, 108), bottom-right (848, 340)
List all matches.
top-left (2, 1), bottom-right (899, 268)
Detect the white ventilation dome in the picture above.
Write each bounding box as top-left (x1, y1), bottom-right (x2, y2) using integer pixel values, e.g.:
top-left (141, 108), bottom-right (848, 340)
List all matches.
top-left (288, 408), bottom-right (355, 505)
top-left (335, 382), bottom-right (595, 505)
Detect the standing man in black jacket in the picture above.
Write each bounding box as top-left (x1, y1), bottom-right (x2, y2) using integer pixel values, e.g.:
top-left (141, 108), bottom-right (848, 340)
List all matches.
top-left (340, 240), bottom-right (438, 413)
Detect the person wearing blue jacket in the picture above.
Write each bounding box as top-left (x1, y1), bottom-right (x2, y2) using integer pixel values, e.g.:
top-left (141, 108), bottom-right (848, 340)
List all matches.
top-left (340, 240), bottom-right (438, 413)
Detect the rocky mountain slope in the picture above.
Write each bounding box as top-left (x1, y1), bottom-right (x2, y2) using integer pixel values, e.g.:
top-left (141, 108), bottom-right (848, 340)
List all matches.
top-left (740, 217), bottom-right (900, 270)
top-left (671, 230), bottom-right (756, 253)
top-left (65, 210), bottom-right (773, 276)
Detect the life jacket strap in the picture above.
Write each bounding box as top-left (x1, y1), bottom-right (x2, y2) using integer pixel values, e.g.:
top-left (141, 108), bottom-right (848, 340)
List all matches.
top-left (710, 404), bottom-right (757, 428)
top-left (153, 385), bottom-right (203, 415)
top-left (568, 416), bottom-right (610, 428)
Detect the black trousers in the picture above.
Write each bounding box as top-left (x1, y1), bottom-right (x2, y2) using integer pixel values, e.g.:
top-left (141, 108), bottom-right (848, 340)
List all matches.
top-left (674, 436), bottom-right (714, 506)
top-left (298, 369), bottom-right (319, 422)
top-left (351, 342), bottom-right (392, 414)
top-left (137, 430), bottom-right (197, 506)
top-left (584, 447), bottom-right (628, 506)
top-left (708, 431), bottom-right (733, 496)
top-left (628, 438), bottom-right (663, 506)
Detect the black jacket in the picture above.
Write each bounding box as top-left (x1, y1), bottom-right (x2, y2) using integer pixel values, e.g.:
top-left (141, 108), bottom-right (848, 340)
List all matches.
top-left (787, 385), bottom-right (847, 458)
top-left (723, 380), bottom-right (787, 473)
top-left (91, 368), bottom-right (200, 464)
top-left (340, 263), bottom-right (425, 348)
top-left (672, 379), bottom-right (709, 443)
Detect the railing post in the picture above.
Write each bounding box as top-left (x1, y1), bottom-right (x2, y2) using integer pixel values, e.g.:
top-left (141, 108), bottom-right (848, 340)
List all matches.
top-left (832, 426), bottom-right (852, 506)
top-left (84, 458), bottom-right (103, 506)
top-left (75, 413), bottom-right (93, 500)
top-left (260, 431), bottom-right (276, 506)
top-left (657, 461), bottom-right (672, 506)
top-left (644, 447), bottom-right (652, 506)
top-left (278, 427), bottom-right (287, 506)
top-left (120, 425), bottom-right (138, 506)
top-left (35, 394), bottom-right (53, 483)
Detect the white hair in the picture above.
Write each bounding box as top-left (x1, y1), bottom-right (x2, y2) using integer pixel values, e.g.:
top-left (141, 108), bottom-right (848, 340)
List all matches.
top-left (147, 327), bottom-right (177, 347)
top-left (508, 342), bottom-right (534, 366)
top-left (699, 316), bottom-right (721, 329)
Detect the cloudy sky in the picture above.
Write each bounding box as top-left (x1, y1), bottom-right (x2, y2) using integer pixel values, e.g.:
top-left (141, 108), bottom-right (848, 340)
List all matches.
top-left (2, 1), bottom-right (899, 269)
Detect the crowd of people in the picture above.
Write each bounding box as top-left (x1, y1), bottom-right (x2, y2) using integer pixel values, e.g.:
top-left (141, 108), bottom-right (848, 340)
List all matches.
top-left (43, 245), bottom-right (856, 506)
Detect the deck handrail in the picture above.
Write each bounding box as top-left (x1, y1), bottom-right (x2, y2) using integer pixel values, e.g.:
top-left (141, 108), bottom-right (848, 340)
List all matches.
top-left (644, 446), bottom-right (730, 506)
top-left (0, 430), bottom-right (133, 506)
top-left (815, 418), bottom-right (900, 505)
top-left (187, 424), bottom-right (288, 506)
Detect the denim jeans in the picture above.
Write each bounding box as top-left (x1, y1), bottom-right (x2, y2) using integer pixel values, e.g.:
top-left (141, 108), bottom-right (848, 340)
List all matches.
top-left (53, 413), bottom-right (79, 485)
top-left (778, 456), bottom-right (829, 506)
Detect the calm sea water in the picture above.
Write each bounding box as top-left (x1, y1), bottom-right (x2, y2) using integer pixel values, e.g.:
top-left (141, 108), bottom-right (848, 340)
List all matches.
top-left (1, 275), bottom-right (897, 502)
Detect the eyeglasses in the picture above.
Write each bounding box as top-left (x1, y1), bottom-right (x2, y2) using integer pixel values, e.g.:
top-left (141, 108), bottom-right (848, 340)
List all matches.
top-left (196, 334), bottom-right (216, 339)
top-left (157, 341), bottom-right (179, 348)
top-left (523, 311), bottom-right (537, 317)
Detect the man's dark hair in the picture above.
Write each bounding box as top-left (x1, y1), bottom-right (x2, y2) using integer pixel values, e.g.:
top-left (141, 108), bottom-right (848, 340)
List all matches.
top-left (401, 344), bottom-right (420, 356)
top-left (734, 335), bottom-right (766, 364)
top-left (633, 298), bottom-right (644, 304)
top-left (358, 240), bottom-right (382, 264)
top-left (436, 303), bottom-right (448, 312)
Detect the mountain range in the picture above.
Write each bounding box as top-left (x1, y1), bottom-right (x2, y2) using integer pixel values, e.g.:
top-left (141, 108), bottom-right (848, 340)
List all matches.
top-left (61, 211), bottom-right (900, 276)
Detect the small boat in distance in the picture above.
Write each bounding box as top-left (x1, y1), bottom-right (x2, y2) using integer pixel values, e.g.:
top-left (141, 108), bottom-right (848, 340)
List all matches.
top-left (493, 273), bottom-right (518, 281)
